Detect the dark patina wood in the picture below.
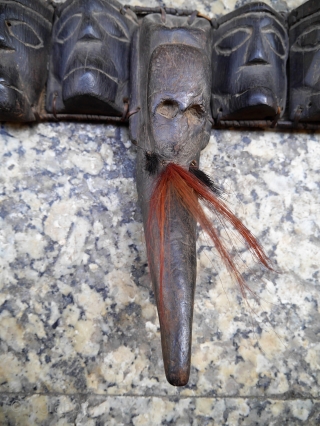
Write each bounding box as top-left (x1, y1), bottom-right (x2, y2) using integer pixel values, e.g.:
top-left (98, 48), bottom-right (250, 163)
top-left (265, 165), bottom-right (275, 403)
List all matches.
top-left (1, 0), bottom-right (320, 128)
top-left (289, 0), bottom-right (320, 122)
top-left (46, 0), bottom-right (137, 117)
top-left (0, 0), bottom-right (53, 122)
top-left (211, 2), bottom-right (289, 122)
top-left (130, 12), bottom-right (212, 386)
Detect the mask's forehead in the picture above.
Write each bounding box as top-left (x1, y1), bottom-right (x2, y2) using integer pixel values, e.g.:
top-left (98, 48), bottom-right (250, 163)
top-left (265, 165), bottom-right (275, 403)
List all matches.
top-left (149, 44), bottom-right (210, 99)
top-left (55, 0), bottom-right (131, 38)
top-left (289, 0), bottom-right (320, 27)
top-left (58, 0), bottom-right (121, 21)
top-left (218, 2), bottom-right (285, 25)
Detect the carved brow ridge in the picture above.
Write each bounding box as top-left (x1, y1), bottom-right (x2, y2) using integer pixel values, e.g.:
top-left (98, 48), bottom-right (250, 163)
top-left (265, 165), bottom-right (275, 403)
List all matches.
top-left (1, 1), bottom-right (52, 26)
top-left (220, 11), bottom-right (286, 34)
top-left (291, 14), bottom-right (320, 31)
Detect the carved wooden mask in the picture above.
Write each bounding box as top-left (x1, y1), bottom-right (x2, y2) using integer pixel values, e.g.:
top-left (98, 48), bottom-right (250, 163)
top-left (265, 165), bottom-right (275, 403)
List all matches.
top-left (131, 13), bottom-right (212, 386)
top-left (0, 0), bottom-right (53, 121)
top-left (211, 2), bottom-right (288, 121)
top-left (46, 0), bottom-right (137, 116)
top-left (289, 0), bottom-right (320, 121)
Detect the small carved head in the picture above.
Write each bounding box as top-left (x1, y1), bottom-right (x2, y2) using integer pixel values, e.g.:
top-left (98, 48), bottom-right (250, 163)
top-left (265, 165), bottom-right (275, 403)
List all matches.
top-left (211, 2), bottom-right (288, 121)
top-left (289, 0), bottom-right (320, 121)
top-left (0, 0), bottom-right (53, 121)
top-left (148, 44), bottom-right (211, 165)
top-left (46, 0), bottom-right (137, 116)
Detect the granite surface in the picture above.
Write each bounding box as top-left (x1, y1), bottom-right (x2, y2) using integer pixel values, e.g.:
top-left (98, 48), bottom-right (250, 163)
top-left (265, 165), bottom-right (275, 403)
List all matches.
top-left (1, 0), bottom-right (320, 424)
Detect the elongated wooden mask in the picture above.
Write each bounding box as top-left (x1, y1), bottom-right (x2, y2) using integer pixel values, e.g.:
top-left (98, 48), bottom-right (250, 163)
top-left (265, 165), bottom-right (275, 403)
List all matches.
top-left (130, 13), bottom-right (212, 386)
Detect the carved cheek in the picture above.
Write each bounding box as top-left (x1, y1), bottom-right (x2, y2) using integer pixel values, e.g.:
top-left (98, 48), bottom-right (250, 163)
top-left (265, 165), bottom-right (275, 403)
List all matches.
top-left (54, 14), bottom-right (81, 77)
top-left (53, 38), bottom-right (72, 80)
top-left (261, 39), bottom-right (286, 76)
top-left (291, 25), bottom-right (320, 88)
top-left (212, 30), bottom-right (251, 93)
top-left (303, 53), bottom-right (320, 87)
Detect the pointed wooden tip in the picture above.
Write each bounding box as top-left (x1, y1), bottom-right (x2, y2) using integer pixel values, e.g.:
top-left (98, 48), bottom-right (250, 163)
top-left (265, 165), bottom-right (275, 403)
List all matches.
top-left (165, 367), bottom-right (190, 387)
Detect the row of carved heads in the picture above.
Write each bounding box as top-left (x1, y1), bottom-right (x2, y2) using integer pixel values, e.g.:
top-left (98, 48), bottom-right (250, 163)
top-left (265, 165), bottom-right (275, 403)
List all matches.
top-left (0, 0), bottom-right (319, 122)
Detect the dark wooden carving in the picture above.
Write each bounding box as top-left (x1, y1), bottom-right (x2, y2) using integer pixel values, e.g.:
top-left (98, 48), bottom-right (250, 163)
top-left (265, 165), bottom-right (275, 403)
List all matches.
top-left (0, 0), bottom-right (53, 122)
top-left (130, 13), bottom-right (212, 386)
top-left (1, 1), bottom-right (320, 127)
top-left (289, 0), bottom-right (320, 121)
top-left (211, 2), bottom-right (288, 121)
top-left (46, 0), bottom-right (137, 116)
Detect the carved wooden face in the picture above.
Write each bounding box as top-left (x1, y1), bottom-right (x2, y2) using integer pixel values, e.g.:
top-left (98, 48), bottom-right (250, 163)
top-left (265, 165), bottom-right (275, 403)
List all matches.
top-left (48, 0), bottom-right (135, 115)
top-left (148, 44), bottom-right (211, 165)
top-left (0, 0), bottom-right (52, 121)
top-left (212, 10), bottom-right (288, 120)
top-left (290, 10), bottom-right (320, 121)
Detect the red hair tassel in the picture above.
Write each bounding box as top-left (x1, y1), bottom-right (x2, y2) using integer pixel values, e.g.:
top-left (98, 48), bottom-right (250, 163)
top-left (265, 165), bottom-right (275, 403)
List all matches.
top-left (147, 162), bottom-right (274, 301)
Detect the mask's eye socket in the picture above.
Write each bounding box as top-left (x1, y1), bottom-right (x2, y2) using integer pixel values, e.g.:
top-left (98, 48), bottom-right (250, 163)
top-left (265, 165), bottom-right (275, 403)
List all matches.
top-left (215, 27), bottom-right (251, 55)
top-left (6, 20), bottom-right (43, 48)
top-left (291, 25), bottom-right (320, 52)
top-left (156, 100), bottom-right (179, 119)
top-left (93, 12), bottom-right (129, 41)
top-left (56, 14), bottom-right (82, 43)
top-left (262, 27), bottom-right (287, 57)
top-left (185, 104), bottom-right (205, 121)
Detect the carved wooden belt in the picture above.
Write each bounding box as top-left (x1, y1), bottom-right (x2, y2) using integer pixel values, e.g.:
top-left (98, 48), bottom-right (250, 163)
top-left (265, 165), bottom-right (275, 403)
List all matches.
top-left (0, 0), bottom-right (318, 386)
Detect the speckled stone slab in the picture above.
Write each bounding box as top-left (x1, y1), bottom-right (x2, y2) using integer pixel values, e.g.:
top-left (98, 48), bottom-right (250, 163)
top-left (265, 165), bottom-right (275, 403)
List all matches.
top-left (1, 0), bottom-right (320, 424)
top-left (0, 395), bottom-right (319, 425)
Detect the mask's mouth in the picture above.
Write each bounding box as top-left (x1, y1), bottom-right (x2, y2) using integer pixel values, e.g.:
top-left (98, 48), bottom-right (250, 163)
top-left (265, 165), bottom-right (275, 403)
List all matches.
top-left (219, 86), bottom-right (278, 120)
top-left (63, 66), bottom-right (118, 84)
top-left (63, 51), bottom-right (118, 82)
top-left (61, 59), bottom-right (121, 115)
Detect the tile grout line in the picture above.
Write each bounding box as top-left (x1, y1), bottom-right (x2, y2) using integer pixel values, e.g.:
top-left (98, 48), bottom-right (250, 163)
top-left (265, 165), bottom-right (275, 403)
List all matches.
top-left (0, 392), bottom-right (319, 401)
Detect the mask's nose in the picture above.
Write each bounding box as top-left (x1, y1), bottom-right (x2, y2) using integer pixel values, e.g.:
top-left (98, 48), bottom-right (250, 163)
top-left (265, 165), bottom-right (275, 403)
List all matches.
top-left (245, 31), bottom-right (269, 65)
top-left (77, 15), bottom-right (102, 42)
